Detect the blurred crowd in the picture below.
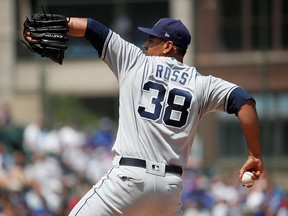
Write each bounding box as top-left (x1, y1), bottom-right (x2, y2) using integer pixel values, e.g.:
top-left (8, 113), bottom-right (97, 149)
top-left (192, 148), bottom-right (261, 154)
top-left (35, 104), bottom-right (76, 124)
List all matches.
top-left (0, 103), bottom-right (287, 216)
top-left (182, 168), bottom-right (288, 216)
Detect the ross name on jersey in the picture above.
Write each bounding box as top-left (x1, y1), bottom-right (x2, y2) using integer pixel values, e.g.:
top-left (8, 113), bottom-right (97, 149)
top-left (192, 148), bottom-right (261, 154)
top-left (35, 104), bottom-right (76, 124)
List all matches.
top-left (155, 64), bottom-right (189, 86)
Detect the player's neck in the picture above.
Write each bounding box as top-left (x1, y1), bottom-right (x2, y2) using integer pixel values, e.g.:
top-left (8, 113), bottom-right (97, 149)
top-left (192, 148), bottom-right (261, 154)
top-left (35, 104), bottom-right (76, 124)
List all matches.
top-left (165, 53), bottom-right (183, 63)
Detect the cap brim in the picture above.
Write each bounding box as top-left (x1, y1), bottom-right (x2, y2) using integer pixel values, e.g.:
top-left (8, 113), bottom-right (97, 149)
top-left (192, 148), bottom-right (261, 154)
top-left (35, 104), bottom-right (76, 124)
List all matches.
top-left (138, 27), bottom-right (161, 38)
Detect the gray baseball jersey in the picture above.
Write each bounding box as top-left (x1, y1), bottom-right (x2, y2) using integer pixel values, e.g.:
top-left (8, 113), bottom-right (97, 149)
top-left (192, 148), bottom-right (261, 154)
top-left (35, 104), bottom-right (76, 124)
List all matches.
top-left (102, 31), bottom-right (237, 167)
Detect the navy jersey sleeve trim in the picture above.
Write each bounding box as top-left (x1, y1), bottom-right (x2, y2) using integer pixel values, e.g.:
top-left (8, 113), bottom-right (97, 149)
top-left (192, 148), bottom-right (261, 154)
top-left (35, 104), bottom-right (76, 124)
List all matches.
top-left (85, 18), bottom-right (110, 57)
top-left (227, 87), bottom-right (255, 115)
top-left (102, 31), bottom-right (113, 60)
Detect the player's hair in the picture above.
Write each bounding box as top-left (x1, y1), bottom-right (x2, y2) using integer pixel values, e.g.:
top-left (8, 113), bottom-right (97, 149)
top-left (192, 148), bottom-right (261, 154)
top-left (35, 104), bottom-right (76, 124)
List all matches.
top-left (175, 46), bottom-right (186, 56)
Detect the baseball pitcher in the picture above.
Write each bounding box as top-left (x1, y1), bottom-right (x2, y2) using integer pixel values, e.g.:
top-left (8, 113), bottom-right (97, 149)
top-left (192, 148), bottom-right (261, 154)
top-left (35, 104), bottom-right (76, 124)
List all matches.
top-left (23, 14), bottom-right (264, 216)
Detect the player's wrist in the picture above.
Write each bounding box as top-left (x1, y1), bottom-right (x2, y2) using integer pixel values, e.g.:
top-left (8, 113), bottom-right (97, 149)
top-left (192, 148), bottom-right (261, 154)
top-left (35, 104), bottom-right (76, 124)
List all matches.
top-left (67, 18), bottom-right (88, 37)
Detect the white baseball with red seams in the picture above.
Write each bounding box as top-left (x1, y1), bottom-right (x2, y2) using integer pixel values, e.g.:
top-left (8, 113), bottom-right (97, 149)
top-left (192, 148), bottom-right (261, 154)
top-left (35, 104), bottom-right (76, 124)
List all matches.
top-left (241, 171), bottom-right (254, 187)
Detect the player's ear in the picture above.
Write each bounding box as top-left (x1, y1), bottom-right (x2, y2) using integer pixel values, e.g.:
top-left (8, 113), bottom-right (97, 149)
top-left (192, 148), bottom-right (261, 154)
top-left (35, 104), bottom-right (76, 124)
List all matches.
top-left (162, 41), bottom-right (174, 54)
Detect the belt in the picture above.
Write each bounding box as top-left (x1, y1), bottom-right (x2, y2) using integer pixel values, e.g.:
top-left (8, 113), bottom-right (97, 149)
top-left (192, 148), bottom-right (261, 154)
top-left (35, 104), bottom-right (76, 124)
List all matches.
top-left (119, 157), bottom-right (183, 176)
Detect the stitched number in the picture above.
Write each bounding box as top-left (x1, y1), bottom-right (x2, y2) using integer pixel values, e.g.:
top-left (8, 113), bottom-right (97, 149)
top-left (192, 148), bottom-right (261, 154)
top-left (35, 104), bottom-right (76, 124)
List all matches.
top-left (138, 81), bottom-right (165, 120)
top-left (138, 81), bottom-right (192, 128)
top-left (163, 88), bottom-right (192, 127)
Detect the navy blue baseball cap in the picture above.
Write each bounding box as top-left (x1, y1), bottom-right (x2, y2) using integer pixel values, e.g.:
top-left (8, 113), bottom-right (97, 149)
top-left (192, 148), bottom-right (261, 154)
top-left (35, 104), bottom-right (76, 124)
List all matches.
top-left (138, 18), bottom-right (191, 50)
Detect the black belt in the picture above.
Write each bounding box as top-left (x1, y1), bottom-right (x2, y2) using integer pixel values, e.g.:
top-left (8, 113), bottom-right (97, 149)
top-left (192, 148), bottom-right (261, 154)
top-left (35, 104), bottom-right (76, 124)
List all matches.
top-left (119, 157), bottom-right (183, 176)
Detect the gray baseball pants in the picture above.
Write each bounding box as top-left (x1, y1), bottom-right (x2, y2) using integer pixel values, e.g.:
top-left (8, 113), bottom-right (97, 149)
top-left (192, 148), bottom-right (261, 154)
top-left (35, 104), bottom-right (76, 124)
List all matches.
top-left (69, 156), bottom-right (183, 216)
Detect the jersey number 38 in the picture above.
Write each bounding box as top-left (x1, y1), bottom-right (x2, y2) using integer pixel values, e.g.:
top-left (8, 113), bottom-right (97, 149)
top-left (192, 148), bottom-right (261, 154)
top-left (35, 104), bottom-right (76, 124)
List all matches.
top-left (138, 81), bottom-right (192, 128)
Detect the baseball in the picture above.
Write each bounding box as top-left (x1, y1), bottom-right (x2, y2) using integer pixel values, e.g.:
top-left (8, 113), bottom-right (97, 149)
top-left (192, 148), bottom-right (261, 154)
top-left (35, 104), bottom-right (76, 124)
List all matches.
top-left (241, 171), bottom-right (254, 187)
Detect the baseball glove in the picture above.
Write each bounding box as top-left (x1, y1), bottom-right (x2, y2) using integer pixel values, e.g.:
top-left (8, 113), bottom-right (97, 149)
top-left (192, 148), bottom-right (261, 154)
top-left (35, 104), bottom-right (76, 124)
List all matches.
top-left (22, 13), bottom-right (69, 65)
